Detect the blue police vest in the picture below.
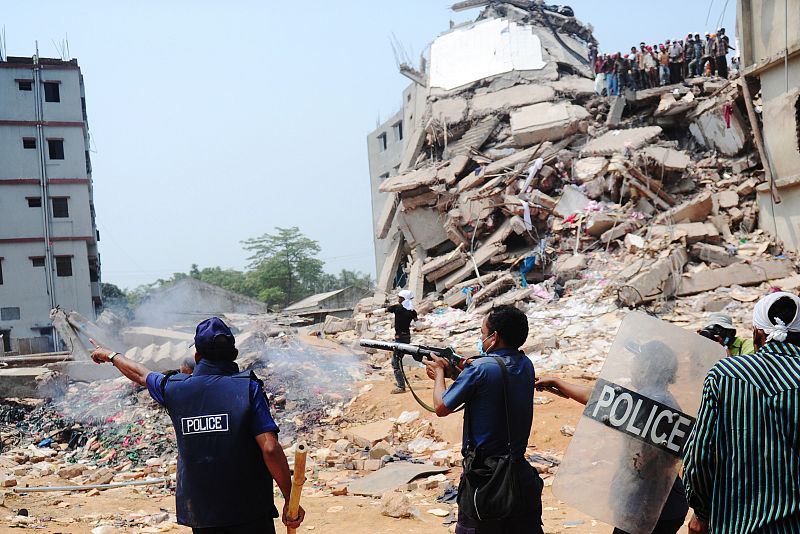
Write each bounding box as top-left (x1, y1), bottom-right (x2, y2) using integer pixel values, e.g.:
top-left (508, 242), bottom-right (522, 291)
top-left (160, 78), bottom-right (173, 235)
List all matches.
top-left (162, 367), bottom-right (278, 528)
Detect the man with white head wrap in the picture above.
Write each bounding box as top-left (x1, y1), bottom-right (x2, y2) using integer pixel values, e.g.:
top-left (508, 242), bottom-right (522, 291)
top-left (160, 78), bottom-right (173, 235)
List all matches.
top-left (683, 292), bottom-right (800, 534)
top-left (386, 290), bottom-right (418, 394)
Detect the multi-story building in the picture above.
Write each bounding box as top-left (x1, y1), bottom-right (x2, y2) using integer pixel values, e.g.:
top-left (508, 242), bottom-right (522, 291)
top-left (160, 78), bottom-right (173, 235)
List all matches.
top-left (0, 54), bottom-right (101, 354)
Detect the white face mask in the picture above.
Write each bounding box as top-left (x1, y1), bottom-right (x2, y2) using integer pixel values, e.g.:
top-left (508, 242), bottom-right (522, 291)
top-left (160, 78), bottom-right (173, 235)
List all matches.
top-left (477, 333), bottom-right (495, 356)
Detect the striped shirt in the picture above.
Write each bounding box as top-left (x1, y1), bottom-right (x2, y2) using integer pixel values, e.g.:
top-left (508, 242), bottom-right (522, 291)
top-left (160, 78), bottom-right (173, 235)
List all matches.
top-left (683, 341), bottom-right (800, 533)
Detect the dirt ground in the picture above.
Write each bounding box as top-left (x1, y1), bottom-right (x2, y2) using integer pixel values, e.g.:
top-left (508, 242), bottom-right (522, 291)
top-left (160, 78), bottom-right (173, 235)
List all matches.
top-left (0, 367), bottom-right (686, 533)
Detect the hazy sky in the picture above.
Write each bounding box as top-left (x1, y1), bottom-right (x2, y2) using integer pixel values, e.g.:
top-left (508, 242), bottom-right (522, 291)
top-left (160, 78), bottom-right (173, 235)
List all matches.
top-left (3, 1), bottom-right (737, 290)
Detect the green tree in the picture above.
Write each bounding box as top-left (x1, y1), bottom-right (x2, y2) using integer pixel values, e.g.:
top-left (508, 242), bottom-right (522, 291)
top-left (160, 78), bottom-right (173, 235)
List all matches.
top-left (242, 227), bottom-right (325, 307)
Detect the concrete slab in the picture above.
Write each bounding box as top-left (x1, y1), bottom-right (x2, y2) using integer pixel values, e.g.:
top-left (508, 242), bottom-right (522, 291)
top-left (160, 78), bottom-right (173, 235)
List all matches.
top-left (618, 248), bottom-right (689, 306)
top-left (122, 327), bottom-right (193, 347)
top-left (678, 260), bottom-right (796, 296)
top-left (641, 146), bottom-right (691, 171)
top-left (471, 84), bottom-right (555, 116)
top-left (574, 157), bottom-right (608, 183)
top-left (550, 76), bottom-right (596, 97)
top-left (443, 116), bottom-right (501, 159)
top-left (45, 361), bottom-right (119, 382)
top-left (655, 192), bottom-right (713, 224)
top-left (430, 97), bottom-right (469, 124)
top-left (345, 420), bottom-right (395, 448)
top-left (689, 243), bottom-right (742, 267)
top-left (398, 208), bottom-right (450, 251)
top-left (346, 462), bottom-right (449, 498)
top-left (380, 166), bottom-right (439, 194)
top-left (581, 126), bottom-right (663, 156)
top-left (606, 96), bottom-right (626, 127)
top-left (689, 101), bottom-right (747, 156)
top-left (553, 186), bottom-right (591, 218)
top-left (0, 368), bottom-right (53, 398)
top-left (510, 102), bottom-right (589, 146)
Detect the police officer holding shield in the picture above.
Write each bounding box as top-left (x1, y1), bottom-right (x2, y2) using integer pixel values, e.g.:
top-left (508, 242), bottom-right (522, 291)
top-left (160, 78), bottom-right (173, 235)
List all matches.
top-left (90, 317), bottom-right (305, 534)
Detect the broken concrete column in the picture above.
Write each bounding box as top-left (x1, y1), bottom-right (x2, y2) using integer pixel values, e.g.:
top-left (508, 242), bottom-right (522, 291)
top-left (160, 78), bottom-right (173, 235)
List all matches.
top-left (618, 248), bottom-right (689, 307)
top-left (605, 96), bottom-right (626, 127)
top-left (376, 194), bottom-right (399, 240)
top-left (375, 237), bottom-right (405, 298)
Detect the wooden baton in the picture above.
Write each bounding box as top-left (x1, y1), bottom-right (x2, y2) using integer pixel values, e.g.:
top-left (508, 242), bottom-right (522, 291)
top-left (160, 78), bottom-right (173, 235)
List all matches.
top-left (286, 441), bottom-right (308, 534)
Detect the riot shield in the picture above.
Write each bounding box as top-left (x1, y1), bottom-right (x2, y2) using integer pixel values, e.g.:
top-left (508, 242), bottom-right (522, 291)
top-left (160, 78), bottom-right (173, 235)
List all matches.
top-left (552, 312), bottom-right (726, 534)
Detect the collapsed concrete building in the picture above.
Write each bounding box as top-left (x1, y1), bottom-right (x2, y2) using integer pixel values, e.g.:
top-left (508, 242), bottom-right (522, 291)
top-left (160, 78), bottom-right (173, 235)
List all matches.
top-left (737, 0), bottom-right (800, 251)
top-left (365, 1), bottom-right (796, 313)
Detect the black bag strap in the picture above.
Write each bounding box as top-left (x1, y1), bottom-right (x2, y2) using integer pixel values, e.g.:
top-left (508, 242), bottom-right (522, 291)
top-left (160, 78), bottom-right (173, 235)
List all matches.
top-left (465, 357), bottom-right (513, 452)
top-left (492, 356), bottom-right (513, 451)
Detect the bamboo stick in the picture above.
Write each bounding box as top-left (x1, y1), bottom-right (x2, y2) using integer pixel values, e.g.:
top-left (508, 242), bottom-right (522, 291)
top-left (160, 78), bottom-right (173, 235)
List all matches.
top-left (286, 442), bottom-right (308, 534)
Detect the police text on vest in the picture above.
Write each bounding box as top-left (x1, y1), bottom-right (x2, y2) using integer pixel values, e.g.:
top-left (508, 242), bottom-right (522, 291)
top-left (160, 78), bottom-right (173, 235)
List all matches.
top-left (584, 379), bottom-right (695, 457)
top-left (181, 414), bottom-right (230, 435)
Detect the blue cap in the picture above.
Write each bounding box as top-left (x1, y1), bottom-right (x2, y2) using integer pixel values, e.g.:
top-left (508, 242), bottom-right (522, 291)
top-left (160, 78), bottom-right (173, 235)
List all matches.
top-left (194, 317), bottom-right (235, 348)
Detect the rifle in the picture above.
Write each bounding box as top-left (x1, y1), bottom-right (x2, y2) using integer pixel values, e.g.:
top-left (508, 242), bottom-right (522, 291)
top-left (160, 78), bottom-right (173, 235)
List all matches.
top-left (359, 339), bottom-right (467, 412)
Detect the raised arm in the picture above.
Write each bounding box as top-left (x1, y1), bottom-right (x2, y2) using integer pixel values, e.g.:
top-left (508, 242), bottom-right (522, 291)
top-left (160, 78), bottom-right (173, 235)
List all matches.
top-left (90, 339), bottom-right (150, 386)
top-left (535, 377), bottom-right (592, 405)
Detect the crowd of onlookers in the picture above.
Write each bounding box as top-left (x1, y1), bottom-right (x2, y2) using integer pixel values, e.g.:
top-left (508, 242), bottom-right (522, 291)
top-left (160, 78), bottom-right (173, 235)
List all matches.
top-left (588, 28), bottom-right (736, 96)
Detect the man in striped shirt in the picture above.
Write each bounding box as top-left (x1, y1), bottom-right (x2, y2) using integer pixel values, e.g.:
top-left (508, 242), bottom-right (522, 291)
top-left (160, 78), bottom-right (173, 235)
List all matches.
top-left (683, 292), bottom-right (800, 533)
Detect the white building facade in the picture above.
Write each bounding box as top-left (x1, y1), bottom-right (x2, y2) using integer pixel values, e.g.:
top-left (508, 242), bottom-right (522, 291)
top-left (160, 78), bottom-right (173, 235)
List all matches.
top-left (0, 55), bottom-right (101, 354)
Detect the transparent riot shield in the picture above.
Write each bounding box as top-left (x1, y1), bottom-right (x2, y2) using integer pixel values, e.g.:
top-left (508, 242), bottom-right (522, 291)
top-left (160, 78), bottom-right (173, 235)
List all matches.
top-left (552, 312), bottom-right (726, 534)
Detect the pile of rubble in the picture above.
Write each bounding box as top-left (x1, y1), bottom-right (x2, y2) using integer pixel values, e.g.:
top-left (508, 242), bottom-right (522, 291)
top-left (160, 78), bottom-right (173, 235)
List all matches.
top-left (368, 3), bottom-right (794, 336)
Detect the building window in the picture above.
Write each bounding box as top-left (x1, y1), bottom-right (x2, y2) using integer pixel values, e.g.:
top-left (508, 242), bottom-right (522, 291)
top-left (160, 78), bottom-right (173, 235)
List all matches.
top-left (0, 307), bottom-right (21, 321)
top-left (47, 139), bottom-right (64, 160)
top-left (0, 260), bottom-right (3, 285)
top-left (377, 133), bottom-right (387, 152)
top-left (51, 197), bottom-right (69, 218)
top-left (18, 80), bottom-right (33, 91)
top-left (31, 257), bottom-right (45, 267)
top-left (22, 137), bottom-right (36, 149)
top-left (55, 256), bottom-right (73, 277)
top-left (393, 121), bottom-right (403, 141)
top-left (27, 197), bottom-right (42, 208)
top-left (43, 82), bottom-right (60, 102)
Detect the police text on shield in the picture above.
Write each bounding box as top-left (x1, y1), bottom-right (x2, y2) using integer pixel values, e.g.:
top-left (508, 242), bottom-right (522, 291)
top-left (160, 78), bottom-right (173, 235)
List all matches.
top-left (584, 379), bottom-right (695, 457)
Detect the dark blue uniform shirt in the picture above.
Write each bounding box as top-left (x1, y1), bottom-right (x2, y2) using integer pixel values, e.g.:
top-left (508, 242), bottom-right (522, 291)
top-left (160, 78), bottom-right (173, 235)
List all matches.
top-left (443, 348), bottom-right (534, 458)
top-left (146, 359), bottom-right (279, 437)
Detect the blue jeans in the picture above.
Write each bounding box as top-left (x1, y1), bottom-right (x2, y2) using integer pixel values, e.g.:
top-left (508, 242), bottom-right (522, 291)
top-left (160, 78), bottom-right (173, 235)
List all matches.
top-left (606, 73), bottom-right (618, 96)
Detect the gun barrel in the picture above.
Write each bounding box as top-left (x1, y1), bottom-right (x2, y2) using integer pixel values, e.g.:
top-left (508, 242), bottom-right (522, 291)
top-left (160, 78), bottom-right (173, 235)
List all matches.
top-left (359, 339), bottom-right (421, 355)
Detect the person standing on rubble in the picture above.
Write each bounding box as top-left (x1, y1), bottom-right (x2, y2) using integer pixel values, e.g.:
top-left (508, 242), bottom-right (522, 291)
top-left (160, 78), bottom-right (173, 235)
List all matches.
top-left (89, 317), bottom-right (305, 534)
top-left (689, 34), bottom-right (704, 77)
top-left (683, 292), bottom-right (800, 533)
top-left (703, 33), bottom-right (716, 77)
top-left (697, 313), bottom-right (755, 356)
top-left (387, 289), bottom-right (418, 394)
top-left (715, 28), bottom-right (731, 79)
top-left (659, 44), bottom-right (671, 86)
top-left (424, 305), bottom-right (545, 534)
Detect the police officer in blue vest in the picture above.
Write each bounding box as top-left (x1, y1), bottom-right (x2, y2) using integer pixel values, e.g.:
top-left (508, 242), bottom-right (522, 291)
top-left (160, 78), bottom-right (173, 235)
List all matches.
top-left (90, 317), bottom-right (305, 534)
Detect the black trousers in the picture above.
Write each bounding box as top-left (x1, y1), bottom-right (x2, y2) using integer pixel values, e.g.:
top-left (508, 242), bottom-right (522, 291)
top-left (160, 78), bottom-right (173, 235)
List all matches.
top-left (192, 518), bottom-right (275, 534)
top-left (391, 333), bottom-right (410, 389)
top-left (456, 509), bottom-right (545, 534)
top-left (612, 517), bottom-right (684, 534)
top-left (717, 55), bottom-right (728, 78)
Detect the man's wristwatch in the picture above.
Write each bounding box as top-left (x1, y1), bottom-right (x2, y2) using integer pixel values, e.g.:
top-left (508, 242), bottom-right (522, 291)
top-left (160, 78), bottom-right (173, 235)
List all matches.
top-left (108, 351), bottom-right (119, 362)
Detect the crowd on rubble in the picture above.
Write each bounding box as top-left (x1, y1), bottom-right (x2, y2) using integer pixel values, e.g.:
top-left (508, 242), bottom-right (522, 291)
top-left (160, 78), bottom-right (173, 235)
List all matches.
top-left (588, 28), bottom-right (736, 96)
